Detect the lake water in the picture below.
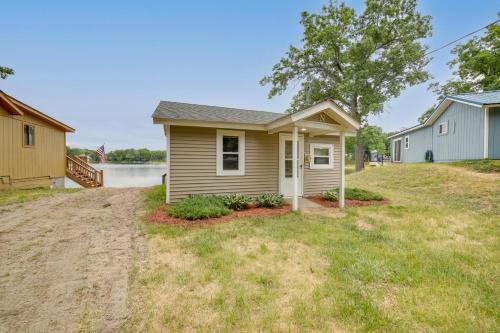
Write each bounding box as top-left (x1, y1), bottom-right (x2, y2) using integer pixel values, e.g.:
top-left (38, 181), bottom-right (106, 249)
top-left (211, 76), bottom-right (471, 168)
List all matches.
top-left (65, 163), bottom-right (166, 188)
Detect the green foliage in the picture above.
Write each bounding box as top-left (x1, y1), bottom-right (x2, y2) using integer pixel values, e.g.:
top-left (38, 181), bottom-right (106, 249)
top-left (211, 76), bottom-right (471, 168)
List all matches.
top-left (260, 0), bottom-right (431, 123)
top-left (432, 16), bottom-right (500, 98)
top-left (168, 195), bottom-right (231, 220)
top-left (418, 106), bottom-right (435, 124)
top-left (0, 66), bottom-right (14, 79)
top-left (255, 193), bottom-right (284, 208)
top-left (360, 126), bottom-right (387, 155)
top-left (67, 146), bottom-right (166, 164)
top-left (145, 185), bottom-right (166, 211)
top-left (448, 159), bottom-right (500, 173)
top-left (323, 189), bottom-right (339, 201)
top-left (221, 193), bottom-right (252, 211)
top-left (323, 187), bottom-right (384, 201)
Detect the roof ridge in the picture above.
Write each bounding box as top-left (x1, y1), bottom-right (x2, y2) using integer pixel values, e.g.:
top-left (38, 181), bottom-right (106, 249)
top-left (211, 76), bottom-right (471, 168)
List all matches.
top-left (159, 100), bottom-right (284, 115)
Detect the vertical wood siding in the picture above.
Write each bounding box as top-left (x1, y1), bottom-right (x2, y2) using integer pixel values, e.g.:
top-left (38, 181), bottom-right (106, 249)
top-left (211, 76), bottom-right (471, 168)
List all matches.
top-left (303, 135), bottom-right (340, 195)
top-left (488, 107), bottom-right (500, 159)
top-left (169, 126), bottom-right (279, 202)
top-left (391, 102), bottom-right (485, 162)
top-left (0, 107), bottom-right (66, 187)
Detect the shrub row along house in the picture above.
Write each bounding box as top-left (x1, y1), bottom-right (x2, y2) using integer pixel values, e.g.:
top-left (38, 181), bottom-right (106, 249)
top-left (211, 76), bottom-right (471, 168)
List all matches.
top-left (152, 100), bottom-right (360, 210)
top-left (389, 91), bottom-right (500, 163)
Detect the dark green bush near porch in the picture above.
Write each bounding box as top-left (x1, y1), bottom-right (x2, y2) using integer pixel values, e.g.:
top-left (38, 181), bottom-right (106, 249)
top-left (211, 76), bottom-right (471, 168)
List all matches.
top-left (168, 195), bottom-right (231, 220)
top-left (221, 193), bottom-right (252, 211)
top-left (255, 193), bottom-right (284, 208)
top-left (323, 187), bottom-right (384, 201)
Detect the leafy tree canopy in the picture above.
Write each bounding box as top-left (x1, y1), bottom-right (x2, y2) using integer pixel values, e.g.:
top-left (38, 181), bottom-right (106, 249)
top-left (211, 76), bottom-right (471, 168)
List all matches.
top-left (431, 16), bottom-right (500, 99)
top-left (0, 66), bottom-right (14, 79)
top-left (418, 106), bottom-right (434, 124)
top-left (260, 0), bottom-right (432, 124)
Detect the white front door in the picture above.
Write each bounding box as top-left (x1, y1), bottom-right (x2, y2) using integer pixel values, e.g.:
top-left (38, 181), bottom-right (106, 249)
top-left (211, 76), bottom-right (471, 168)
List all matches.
top-left (279, 134), bottom-right (304, 197)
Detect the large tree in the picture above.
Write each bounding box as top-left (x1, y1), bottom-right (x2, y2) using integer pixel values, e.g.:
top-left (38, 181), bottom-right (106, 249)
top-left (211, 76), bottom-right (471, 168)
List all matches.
top-left (431, 16), bottom-right (500, 99)
top-left (0, 66), bottom-right (14, 79)
top-left (261, 0), bottom-right (431, 170)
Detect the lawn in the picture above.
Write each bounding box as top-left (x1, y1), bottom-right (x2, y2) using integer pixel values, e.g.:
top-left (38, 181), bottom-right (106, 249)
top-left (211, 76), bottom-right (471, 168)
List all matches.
top-left (0, 187), bottom-right (80, 206)
top-left (126, 164), bottom-right (499, 332)
top-left (447, 159), bottom-right (500, 173)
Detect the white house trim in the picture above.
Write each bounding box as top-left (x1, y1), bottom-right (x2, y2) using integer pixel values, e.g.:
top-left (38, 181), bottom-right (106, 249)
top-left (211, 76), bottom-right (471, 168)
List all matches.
top-left (484, 106), bottom-right (489, 159)
top-left (164, 124), bottom-right (171, 204)
top-left (216, 129), bottom-right (245, 176)
top-left (393, 138), bottom-right (402, 162)
top-left (292, 126), bottom-right (299, 211)
top-left (339, 132), bottom-right (345, 208)
top-left (404, 136), bottom-right (410, 149)
top-left (154, 118), bottom-right (266, 131)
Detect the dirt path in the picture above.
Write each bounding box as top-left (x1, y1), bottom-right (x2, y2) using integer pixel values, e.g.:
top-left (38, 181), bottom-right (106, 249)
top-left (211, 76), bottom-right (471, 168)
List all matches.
top-left (0, 188), bottom-right (145, 333)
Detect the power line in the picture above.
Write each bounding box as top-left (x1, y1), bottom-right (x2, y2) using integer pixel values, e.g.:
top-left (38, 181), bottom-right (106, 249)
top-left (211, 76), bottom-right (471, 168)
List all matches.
top-left (425, 18), bottom-right (499, 56)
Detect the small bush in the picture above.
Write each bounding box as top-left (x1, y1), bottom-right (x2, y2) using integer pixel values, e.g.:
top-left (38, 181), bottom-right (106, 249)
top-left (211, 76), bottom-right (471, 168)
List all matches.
top-left (168, 195), bottom-right (231, 220)
top-left (255, 193), bottom-right (284, 208)
top-left (323, 189), bottom-right (338, 201)
top-left (323, 187), bottom-right (384, 201)
top-left (221, 193), bottom-right (252, 211)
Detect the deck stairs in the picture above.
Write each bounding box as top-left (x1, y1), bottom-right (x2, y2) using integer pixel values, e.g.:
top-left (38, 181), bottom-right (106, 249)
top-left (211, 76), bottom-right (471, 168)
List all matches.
top-left (66, 155), bottom-right (104, 188)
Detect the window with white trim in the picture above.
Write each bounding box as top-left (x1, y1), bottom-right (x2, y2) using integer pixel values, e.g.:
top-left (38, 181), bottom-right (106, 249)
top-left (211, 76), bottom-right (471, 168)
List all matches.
top-left (310, 143), bottom-right (334, 169)
top-left (216, 130), bottom-right (245, 176)
top-left (438, 121), bottom-right (448, 135)
top-left (404, 136), bottom-right (409, 149)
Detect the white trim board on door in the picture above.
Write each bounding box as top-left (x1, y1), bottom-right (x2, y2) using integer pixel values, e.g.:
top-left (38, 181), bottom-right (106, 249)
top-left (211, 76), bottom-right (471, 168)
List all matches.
top-left (279, 133), bottom-right (304, 197)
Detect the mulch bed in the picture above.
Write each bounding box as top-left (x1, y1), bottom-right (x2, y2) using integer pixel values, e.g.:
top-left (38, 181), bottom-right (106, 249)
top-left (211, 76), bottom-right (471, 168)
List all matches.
top-left (146, 203), bottom-right (292, 226)
top-left (306, 195), bottom-right (391, 208)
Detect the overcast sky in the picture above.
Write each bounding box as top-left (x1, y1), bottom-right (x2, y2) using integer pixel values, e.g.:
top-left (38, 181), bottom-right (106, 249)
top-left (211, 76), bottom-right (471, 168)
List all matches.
top-left (1, 0), bottom-right (498, 150)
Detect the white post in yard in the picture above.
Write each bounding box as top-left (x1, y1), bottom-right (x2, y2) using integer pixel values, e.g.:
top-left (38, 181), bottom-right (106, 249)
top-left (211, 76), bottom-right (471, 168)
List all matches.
top-left (164, 124), bottom-right (171, 204)
top-left (339, 132), bottom-right (345, 208)
top-left (292, 125), bottom-right (299, 211)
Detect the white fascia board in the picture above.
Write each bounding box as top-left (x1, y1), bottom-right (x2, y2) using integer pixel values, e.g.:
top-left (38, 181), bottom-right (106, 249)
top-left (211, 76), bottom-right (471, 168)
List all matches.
top-left (153, 118), bottom-right (266, 131)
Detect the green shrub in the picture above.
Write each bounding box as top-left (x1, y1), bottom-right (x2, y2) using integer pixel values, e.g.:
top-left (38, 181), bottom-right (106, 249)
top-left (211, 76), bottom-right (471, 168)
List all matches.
top-left (255, 193), bottom-right (284, 208)
top-left (323, 187), bottom-right (384, 201)
top-left (323, 189), bottom-right (338, 201)
top-left (221, 193), bottom-right (252, 211)
top-left (168, 195), bottom-right (231, 220)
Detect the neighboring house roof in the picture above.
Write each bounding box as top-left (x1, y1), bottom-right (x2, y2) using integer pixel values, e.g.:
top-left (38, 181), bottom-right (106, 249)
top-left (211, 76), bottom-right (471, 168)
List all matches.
top-left (0, 90), bottom-right (75, 132)
top-left (153, 101), bottom-right (285, 125)
top-left (388, 90), bottom-right (500, 139)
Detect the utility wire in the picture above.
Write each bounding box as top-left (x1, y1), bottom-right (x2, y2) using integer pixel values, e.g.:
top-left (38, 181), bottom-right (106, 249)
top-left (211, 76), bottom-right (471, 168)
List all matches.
top-left (425, 18), bottom-right (500, 56)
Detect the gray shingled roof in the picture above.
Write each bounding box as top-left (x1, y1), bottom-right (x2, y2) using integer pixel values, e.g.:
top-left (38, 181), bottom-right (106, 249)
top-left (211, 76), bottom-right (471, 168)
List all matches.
top-left (152, 101), bottom-right (286, 125)
top-left (449, 90), bottom-right (500, 106)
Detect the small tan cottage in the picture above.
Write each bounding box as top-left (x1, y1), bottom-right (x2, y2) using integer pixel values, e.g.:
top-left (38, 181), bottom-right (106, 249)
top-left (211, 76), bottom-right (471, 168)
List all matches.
top-left (153, 100), bottom-right (359, 210)
top-left (0, 90), bottom-right (74, 189)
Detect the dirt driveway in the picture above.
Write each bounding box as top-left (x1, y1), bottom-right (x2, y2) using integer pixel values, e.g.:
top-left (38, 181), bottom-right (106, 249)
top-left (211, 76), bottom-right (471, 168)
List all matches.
top-left (0, 188), bottom-right (145, 332)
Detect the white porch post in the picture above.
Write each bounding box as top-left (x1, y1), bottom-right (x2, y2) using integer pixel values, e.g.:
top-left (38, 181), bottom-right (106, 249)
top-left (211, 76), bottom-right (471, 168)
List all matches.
top-left (164, 124), bottom-right (171, 204)
top-left (339, 132), bottom-right (345, 208)
top-left (292, 125), bottom-right (299, 211)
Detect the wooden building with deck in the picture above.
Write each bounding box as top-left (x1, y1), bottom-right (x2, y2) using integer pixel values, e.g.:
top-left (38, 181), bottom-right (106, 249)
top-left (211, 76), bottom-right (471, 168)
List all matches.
top-left (0, 90), bottom-right (103, 189)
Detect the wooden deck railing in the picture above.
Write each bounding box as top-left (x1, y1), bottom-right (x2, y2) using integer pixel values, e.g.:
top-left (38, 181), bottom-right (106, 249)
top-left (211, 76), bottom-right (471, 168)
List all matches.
top-left (66, 155), bottom-right (104, 187)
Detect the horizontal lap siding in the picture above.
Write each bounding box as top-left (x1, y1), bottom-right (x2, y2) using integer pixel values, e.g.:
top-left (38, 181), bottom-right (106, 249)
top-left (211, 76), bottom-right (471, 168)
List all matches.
top-left (303, 135), bottom-right (340, 195)
top-left (170, 126), bottom-right (279, 202)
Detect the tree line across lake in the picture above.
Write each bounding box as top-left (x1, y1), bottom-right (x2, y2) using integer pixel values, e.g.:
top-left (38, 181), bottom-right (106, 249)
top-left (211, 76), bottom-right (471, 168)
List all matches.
top-left (67, 147), bottom-right (166, 164)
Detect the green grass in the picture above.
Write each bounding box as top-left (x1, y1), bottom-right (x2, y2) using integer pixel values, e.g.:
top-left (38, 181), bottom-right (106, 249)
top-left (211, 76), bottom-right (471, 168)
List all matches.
top-left (144, 184), bottom-right (166, 211)
top-left (447, 159), bottom-right (500, 173)
top-left (0, 187), bottom-right (80, 206)
top-left (168, 194), bottom-right (231, 220)
top-left (128, 163), bottom-right (500, 332)
top-left (324, 187), bottom-right (385, 201)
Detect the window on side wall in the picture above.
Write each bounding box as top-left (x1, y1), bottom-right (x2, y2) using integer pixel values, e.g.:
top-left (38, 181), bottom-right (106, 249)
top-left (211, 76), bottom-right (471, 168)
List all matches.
top-left (216, 130), bottom-right (245, 176)
top-left (438, 121), bottom-right (448, 135)
top-left (310, 143), bottom-right (334, 169)
top-left (23, 124), bottom-right (35, 147)
top-left (404, 136), bottom-right (409, 149)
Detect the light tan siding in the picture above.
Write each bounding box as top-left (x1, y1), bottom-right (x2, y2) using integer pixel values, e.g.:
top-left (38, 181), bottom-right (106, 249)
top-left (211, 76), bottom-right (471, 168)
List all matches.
top-left (0, 106), bottom-right (66, 188)
top-left (303, 135), bottom-right (340, 195)
top-left (170, 126), bottom-right (279, 202)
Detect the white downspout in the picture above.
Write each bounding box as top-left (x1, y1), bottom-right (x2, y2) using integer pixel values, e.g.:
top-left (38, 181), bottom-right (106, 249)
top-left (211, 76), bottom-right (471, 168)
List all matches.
top-left (164, 124), bottom-right (171, 204)
top-left (292, 125), bottom-right (298, 211)
top-left (339, 132), bottom-right (345, 208)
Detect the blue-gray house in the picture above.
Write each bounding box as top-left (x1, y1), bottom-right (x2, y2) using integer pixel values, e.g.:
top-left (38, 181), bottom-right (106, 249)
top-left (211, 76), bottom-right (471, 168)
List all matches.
top-left (389, 91), bottom-right (500, 163)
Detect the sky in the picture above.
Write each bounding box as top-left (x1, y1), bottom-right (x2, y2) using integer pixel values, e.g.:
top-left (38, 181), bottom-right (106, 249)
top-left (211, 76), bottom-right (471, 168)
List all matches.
top-left (1, 0), bottom-right (498, 150)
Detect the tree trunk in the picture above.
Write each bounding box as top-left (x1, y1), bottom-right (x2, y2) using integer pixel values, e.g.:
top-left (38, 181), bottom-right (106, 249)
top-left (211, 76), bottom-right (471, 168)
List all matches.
top-left (355, 130), bottom-right (365, 171)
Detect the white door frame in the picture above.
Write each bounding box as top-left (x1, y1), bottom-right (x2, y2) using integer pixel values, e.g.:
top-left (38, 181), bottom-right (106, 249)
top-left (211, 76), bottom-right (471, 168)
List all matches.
top-left (393, 138), bottom-right (402, 162)
top-left (278, 132), bottom-right (304, 197)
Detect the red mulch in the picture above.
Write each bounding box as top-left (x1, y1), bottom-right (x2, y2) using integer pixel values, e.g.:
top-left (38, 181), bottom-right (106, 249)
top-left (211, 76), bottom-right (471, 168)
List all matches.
top-left (306, 196), bottom-right (391, 208)
top-left (146, 203), bottom-right (292, 226)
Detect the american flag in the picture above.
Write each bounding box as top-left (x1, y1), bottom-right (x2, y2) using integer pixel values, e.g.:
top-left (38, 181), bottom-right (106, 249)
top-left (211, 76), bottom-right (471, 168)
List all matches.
top-left (96, 145), bottom-right (106, 163)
